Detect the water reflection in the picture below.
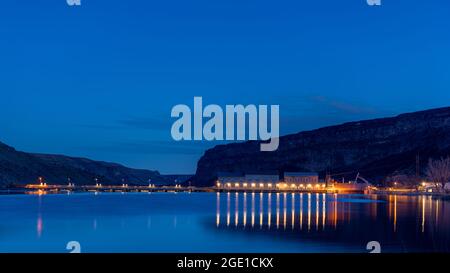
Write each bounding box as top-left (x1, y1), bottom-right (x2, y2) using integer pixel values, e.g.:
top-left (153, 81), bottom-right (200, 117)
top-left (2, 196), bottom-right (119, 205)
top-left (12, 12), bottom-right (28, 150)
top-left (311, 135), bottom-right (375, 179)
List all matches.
top-left (14, 192), bottom-right (450, 253)
top-left (216, 192), bottom-right (330, 231)
top-left (216, 193), bottom-right (220, 227)
top-left (243, 192), bottom-right (247, 227)
top-left (267, 193), bottom-right (271, 229)
top-left (147, 216), bottom-right (152, 229)
top-left (322, 193), bottom-right (326, 229)
top-left (36, 195), bottom-right (43, 238)
top-left (276, 193), bottom-right (280, 229)
top-left (291, 193), bottom-right (295, 230)
top-left (299, 193), bottom-right (303, 230)
top-left (259, 193), bottom-right (263, 229)
top-left (393, 195), bottom-right (397, 232)
top-left (215, 191), bottom-right (450, 247)
top-left (307, 193), bottom-right (311, 231)
top-left (422, 196), bottom-right (425, 233)
top-left (283, 193), bottom-right (287, 230)
top-left (235, 192), bottom-right (239, 227)
top-left (226, 192), bottom-right (230, 227)
top-left (251, 192), bottom-right (255, 228)
top-left (36, 214), bottom-right (43, 238)
top-left (315, 193), bottom-right (319, 231)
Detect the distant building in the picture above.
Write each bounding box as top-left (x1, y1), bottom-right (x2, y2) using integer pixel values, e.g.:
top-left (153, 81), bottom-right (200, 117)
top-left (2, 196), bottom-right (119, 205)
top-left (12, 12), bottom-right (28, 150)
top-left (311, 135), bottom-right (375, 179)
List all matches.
top-left (216, 172), bottom-right (246, 185)
top-left (216, 172), bottom-right (279, 189)
top-left (216, 171), bottom-right (326, 190)
top-left (284, 172), bottom-right (319, 184)
top-left (244, 173), bottom-right (280, 184)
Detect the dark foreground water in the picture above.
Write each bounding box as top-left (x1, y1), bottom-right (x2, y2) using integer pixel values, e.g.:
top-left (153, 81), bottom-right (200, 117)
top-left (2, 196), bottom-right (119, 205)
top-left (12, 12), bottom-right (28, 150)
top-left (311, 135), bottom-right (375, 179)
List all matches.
top-left (0, 192), bottom-right (449, 253)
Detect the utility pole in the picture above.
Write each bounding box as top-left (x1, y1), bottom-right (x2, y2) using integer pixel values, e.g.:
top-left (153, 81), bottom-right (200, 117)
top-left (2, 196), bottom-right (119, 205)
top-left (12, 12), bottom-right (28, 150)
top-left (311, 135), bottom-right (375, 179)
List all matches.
top-left (416, 152), bottom-right (420, 178)
top-left (326, 152), bottom-right (334, 187)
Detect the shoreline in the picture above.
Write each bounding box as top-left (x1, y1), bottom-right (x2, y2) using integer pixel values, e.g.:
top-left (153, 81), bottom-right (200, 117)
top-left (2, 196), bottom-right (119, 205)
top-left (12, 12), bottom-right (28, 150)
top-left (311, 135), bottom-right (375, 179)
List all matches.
top-left (1, 187), bottom-right (450, 199)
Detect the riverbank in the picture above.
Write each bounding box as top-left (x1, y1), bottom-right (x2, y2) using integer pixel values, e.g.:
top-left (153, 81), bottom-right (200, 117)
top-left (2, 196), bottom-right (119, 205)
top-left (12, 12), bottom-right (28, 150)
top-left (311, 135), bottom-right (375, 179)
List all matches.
top-left (2, 186), bottom-right (450, 200)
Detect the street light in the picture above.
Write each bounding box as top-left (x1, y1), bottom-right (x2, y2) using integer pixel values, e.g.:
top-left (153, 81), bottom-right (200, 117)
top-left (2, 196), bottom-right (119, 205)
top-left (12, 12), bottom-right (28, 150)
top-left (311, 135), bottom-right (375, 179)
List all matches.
top-left (68, 177), bottom-right (74, 187)
top-left (95, 178), bottom-right (101, 188)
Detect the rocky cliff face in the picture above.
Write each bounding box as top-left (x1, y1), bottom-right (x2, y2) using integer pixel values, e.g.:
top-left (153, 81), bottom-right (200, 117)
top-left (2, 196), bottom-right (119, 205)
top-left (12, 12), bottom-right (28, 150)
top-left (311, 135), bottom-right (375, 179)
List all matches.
top-left (0, 142), bottom-right (165, 187)
top-left (193, 107), bottom-right (450, 186)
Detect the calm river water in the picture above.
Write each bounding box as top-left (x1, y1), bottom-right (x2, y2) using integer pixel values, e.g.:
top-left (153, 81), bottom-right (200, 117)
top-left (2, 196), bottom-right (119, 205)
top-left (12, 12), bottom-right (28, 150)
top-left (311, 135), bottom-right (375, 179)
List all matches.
top-left (0, 192), bottom-right (449, 253)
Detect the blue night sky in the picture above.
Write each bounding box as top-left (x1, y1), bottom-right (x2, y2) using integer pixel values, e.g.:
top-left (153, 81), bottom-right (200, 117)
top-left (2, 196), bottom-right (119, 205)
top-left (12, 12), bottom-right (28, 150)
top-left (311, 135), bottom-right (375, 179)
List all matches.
top-left (1, 0), bottom-right (450, 174)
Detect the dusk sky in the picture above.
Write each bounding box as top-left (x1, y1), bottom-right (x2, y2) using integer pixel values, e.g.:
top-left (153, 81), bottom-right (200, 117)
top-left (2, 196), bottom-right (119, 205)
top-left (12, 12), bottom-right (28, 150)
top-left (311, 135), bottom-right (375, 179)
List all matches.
top-left (1, 0), bottom-right (450, 174)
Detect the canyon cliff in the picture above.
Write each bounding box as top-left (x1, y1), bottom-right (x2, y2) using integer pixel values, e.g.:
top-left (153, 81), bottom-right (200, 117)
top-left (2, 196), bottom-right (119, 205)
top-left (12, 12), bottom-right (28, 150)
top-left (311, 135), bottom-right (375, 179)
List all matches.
top-left (0, 142), bottom-right (165, 187)
top-left (193, 107), bottom-right (450, 186)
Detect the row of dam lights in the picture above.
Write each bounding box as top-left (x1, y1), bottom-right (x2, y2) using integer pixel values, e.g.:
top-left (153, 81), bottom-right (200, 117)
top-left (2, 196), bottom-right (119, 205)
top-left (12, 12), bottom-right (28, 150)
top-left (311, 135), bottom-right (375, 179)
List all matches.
top-left (94, 184), bottom-right (160, 188)
top-left (217, 182), bottom-right (327, 189)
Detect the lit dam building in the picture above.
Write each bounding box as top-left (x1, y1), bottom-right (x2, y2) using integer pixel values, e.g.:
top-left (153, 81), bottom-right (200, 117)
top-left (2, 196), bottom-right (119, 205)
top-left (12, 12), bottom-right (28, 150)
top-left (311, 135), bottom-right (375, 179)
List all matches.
top-left (216, 172), bottom-right (327, 191)
top-left (215, 172), bottom-right (370, 193)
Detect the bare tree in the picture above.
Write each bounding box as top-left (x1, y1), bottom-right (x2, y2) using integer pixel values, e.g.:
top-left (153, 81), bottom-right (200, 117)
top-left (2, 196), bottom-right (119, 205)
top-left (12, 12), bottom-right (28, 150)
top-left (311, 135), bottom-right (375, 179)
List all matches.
top-left (426, 157), bottom-right (450, 188)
